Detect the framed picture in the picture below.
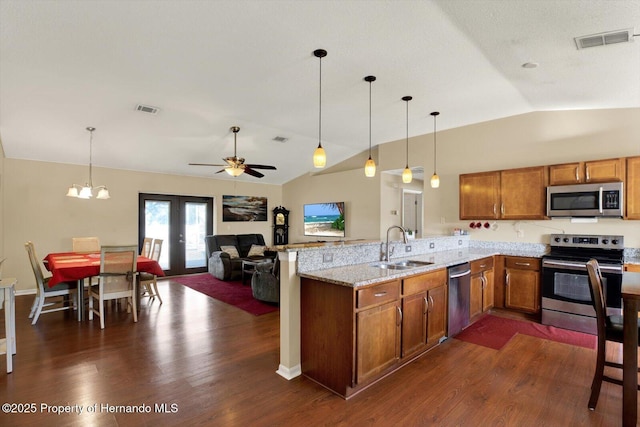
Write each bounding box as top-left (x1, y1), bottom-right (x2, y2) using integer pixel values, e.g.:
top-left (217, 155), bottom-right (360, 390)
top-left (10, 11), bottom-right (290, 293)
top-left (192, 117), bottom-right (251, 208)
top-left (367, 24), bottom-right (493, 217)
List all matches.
top-left (222, 195), bottom-right (268, 222)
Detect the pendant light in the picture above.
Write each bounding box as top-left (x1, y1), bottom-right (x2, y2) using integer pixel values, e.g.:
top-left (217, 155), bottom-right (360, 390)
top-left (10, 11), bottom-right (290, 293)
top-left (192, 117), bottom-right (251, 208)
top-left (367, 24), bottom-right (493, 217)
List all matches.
top-left (312, 49), bottom-right (327, 168)
top-left (401, 96), bottom-right (413, 183)
top-left (66, 127), bottom-right (110, 199)
top-left (364, 75), bottom-right (376, 177)
top-left (430, 111), bottom-right (440, 188)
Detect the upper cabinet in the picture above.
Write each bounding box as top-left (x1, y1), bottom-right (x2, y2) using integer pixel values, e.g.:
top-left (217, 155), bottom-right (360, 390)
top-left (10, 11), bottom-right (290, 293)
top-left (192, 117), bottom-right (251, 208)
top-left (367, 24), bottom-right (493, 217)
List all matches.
top-left (549, 158), bottom-right (625, 186)
top-left (626, 156), bottom-right (640, 220)
top-left (460, 166), bottom-right (548, 220)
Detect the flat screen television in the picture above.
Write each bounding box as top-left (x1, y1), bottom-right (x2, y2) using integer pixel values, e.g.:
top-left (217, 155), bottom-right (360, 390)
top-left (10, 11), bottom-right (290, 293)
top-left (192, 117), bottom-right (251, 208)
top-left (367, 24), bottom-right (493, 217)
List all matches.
top-left (303, 202), bottom-right (345, 238)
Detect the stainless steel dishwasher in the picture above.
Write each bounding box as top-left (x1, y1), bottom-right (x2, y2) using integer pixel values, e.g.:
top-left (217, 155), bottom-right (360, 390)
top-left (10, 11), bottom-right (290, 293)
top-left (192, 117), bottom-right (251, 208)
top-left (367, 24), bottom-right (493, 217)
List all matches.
top-left (447, 262), bottom-right (471, 337)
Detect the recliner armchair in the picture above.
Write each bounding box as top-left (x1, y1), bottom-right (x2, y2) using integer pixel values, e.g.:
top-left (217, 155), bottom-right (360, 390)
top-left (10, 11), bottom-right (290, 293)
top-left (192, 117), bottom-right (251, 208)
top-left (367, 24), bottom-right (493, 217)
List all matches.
top-left (205, 234), bottom-right (274, 281)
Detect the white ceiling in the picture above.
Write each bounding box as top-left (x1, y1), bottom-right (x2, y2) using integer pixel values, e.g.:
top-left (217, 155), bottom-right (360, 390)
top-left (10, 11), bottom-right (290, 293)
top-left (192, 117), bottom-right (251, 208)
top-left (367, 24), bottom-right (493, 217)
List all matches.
top-left (1, 0), bottom-right (638, 185)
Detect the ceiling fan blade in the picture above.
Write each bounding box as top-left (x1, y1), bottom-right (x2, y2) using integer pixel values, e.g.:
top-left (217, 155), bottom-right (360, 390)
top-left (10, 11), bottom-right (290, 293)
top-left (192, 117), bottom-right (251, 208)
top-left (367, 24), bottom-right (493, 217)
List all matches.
top-left (215, 168), bottom-right (227, 174)
top-left (243, 167), bottom-right (265, 178)
top-left (189, 162), bottom-right (227, 167)
top-left (245, 164), bottom-right (277, 170)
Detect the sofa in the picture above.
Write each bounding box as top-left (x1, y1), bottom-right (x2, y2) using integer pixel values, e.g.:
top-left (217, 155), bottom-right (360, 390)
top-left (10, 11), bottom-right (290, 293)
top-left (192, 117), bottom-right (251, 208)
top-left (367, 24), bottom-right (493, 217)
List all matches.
top-left (205, 234), bottom-right (274, 281)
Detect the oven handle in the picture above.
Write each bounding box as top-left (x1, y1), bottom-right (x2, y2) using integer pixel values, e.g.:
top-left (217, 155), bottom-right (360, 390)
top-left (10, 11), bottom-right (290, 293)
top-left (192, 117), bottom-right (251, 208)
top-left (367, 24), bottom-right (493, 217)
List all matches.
top-left (599, 186), bottom-right (603, 214)
top-left (542, 259), bottom-right (623, 274)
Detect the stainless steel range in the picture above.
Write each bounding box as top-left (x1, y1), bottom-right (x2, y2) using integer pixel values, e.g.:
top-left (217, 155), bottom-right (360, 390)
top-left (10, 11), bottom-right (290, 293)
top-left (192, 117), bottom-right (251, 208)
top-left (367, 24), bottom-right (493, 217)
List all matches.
top-left (541, 234), bottom-right (624, 335)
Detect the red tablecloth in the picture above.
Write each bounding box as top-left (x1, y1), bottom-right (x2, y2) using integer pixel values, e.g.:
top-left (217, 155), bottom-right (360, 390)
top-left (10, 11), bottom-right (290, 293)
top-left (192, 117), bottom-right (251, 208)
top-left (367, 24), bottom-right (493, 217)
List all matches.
top-left (44, 252), bottom-right (165, 287)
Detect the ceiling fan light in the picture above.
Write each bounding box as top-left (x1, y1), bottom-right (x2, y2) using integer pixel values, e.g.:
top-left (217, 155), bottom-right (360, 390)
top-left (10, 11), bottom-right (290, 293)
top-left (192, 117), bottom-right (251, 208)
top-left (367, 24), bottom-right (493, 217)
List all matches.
top-left (313, 143), bottom-right (326, 168)
top-left (402, 167), bottom-right (413, 183)
top-left (226, 166), bottom-right (244, 177)
top-left (430, 173), bottom-right (440, 188)
top-left (78, 185), bottom-right (93, 199)
top-left (66, 186), bottom-right (79, 197)
top-left (364, 157), bottom-right (376, 177)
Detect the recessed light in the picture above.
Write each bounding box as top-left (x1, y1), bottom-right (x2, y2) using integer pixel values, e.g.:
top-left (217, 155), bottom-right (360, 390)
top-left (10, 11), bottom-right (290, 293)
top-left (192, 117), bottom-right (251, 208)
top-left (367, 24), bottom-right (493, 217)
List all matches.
top-left (522, 62), bottom-right (539, 69)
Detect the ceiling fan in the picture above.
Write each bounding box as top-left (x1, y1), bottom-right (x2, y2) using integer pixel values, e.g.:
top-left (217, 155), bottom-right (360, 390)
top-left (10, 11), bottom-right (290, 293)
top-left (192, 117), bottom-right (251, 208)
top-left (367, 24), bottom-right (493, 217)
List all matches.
top-left (189, 126), bottom-right (277, 178)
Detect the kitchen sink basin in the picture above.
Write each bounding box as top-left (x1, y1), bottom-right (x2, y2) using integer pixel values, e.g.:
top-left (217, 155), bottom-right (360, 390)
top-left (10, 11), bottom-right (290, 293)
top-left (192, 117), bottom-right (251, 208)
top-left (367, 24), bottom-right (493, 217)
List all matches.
top-left (370, 260), bottom-right (434, 270)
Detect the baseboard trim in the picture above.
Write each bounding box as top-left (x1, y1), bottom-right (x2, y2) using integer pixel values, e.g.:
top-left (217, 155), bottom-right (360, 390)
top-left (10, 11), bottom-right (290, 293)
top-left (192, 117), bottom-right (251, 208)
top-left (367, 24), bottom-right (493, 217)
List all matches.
top-left (276, 364), bottom-right (301, 380)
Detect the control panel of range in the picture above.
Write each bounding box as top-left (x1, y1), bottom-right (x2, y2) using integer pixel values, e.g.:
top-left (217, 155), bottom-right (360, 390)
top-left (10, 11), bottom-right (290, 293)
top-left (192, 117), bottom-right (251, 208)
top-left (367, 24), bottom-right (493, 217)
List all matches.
top-left (549, 233), bottom-right (624, 249)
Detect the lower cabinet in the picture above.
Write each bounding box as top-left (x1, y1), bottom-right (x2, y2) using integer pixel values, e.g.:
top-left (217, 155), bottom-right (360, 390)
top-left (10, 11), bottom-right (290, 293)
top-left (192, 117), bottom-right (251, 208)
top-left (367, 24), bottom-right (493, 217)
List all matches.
top-left (470, 256), bottom-right (494, 321)
top-left (401, 269), bottom-right (447, 357)
top-left (301, 269), bottom-right (447, 399)
top-left (504, 256), bottom-right (540, 314)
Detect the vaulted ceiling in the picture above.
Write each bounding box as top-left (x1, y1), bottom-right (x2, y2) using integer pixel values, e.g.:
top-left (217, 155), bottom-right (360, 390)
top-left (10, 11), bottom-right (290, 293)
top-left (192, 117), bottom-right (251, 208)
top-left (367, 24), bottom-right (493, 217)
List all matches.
top-left (1, 0), bottom-right (638, 185)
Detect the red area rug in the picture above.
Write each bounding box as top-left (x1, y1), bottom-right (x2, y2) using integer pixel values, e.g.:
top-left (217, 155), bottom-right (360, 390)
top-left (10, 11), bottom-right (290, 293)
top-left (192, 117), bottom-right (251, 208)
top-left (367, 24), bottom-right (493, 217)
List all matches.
top-left (173, 273), bottom-right (278, 316)
top-left (454, 314), bottom-right (596, 350)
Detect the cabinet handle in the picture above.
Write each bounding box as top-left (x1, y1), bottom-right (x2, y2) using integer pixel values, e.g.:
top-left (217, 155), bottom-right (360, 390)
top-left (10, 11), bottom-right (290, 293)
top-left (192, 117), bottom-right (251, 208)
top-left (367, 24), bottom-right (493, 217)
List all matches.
top-left (505, 272), bottom-right (510, 287)
top-left (493, 204), bottom-right (497, 215)
top-left (586, 165), bottom-right (590, 182)
top-left (396, 306), bottom-right (403, 326)
top-left (374, 291), bottom-right (387, 297)
top-left (575, 166), bottom-right (580, 182)
top-left (479, 264), bottom-right (486, 268)
top-left (515, 262), bottom-right (530, 266)
top-left (480, 274), bottom-right (486, 289)
top-left (424, 296), bottom-right (429, 314)
top-left (428, 295), bottom-right (434, 312)
top-left (500, 203), bottom-right (505, 215)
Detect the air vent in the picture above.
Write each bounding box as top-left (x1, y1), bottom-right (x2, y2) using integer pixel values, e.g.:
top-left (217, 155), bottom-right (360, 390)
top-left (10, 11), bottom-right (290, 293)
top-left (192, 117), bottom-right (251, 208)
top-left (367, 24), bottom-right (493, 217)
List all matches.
top-left (575, 28), bottom-right (634, 50)
top-left (135, 104), bottom-right (160, 115)
top-left (272, 136), bottom-right (288, 143)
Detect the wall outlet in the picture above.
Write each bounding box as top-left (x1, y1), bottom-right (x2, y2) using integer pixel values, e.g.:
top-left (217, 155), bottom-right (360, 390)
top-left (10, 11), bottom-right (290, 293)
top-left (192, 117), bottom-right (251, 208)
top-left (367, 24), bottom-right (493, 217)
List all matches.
top-left (323, 253), bottom-right (333, 263)
top-left (391, 210), bottom-right (398, 215)
top-left (405, 245), bottom-right (412, 252)
top-left (458, 240), bottom-right (463, 246)
top-left (429, 242), bottom-right (435, 249)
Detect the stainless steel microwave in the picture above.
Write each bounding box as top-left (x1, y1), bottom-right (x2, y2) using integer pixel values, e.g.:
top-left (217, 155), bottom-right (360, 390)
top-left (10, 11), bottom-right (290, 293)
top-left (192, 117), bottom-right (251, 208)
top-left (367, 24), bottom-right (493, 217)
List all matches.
top-left (547, 182), bottom-right (624, 217)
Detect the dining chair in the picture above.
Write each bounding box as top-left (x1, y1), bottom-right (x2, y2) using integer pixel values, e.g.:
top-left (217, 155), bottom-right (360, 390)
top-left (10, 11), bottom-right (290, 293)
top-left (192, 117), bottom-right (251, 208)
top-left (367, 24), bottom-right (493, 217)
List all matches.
top-left (586, 258), bottom-right (640, 410)
top-left (72, 237), bottom-right (100, 252)
top-left (139, 239), bottom-right (163, 305)
top-left (141, 237), bottom-right (153, 258)
top-left (25, 242), bottom-right (76, 325)
top-left (88, 245), bottom-right (138, 329)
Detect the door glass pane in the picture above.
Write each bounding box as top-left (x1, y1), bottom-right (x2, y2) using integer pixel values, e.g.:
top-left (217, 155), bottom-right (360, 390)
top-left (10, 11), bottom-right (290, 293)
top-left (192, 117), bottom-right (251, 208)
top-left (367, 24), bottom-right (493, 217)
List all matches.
top-left (184, 202), bottom-right (207, 268)
top-left (145, 200), bottom-right (170, 269)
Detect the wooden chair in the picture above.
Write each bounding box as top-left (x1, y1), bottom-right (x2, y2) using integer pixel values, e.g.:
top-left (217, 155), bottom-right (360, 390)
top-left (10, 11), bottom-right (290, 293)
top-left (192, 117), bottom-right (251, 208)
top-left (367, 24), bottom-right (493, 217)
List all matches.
top-left (141, 237), bottom-right (153, 258)
top-left (25, 242), bottom-right (76, 325)
top-left (586, 259), bottom-right (640, 410)
top-left (88, 245), bottom-right (138, 329)
top-left (72, 237), bottom-right (100, 252)
top-left (139, 239), bottom-right (163, 305)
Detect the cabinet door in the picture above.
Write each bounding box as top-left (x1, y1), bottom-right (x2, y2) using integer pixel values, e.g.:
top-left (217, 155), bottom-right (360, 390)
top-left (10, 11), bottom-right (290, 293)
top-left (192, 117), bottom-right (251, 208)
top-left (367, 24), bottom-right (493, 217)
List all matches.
top-left (356, 300), bottom-right (401, 384)
top-left (426, 284), bottom-right (447, 346)
top-left (500, 166), bottom-right (548, 219)
top-left (401, 292), bottom-right (427, 357)
top-left (459, 171), bottom-right (500, 219)
top-left (469, 273), bottom-right (483, 320)
top-left (482, 269), bottom-right (495, 312)
top-left (549, 162), bottom-right (582, 185)
top-left (505, 268), bottom-right (540, 313)
top-left (585, 158), bottom-right (624, 183)
top-left (626, 156), bottom-right (640, 220)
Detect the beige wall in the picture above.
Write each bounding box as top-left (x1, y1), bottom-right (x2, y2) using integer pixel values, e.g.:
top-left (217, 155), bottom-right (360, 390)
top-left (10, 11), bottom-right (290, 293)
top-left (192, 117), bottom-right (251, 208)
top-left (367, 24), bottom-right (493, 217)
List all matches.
top-left (4, 158), bottom-right (281, 292)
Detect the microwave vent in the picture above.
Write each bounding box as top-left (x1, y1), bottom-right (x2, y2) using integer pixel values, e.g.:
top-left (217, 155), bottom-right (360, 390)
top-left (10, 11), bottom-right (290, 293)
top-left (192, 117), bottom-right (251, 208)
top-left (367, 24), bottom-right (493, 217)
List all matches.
top-left (574, 29), bottom-right (634, 50)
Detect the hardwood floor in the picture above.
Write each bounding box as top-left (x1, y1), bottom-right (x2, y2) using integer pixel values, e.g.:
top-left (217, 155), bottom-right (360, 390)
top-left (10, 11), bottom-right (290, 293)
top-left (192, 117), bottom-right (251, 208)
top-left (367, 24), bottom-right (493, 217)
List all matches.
top-left (1, 278), bottom-right (636, 426)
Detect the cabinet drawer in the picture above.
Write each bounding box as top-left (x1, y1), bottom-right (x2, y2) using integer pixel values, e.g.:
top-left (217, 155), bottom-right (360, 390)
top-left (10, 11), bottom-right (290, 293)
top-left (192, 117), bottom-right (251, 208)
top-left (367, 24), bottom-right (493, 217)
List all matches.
top-left (471, 257), bottom-right (494, 274)
top-left (357, 281), bottom-right (400, 309)
top-left (505, 256), bottom-right (540, 271)
top-left (402, 269), bottom-right (447, 296)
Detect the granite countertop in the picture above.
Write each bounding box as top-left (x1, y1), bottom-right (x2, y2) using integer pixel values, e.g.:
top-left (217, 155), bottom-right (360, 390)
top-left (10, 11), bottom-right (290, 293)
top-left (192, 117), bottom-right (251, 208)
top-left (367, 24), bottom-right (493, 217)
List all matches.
top-left (298, 248), bottom-right (547, 288)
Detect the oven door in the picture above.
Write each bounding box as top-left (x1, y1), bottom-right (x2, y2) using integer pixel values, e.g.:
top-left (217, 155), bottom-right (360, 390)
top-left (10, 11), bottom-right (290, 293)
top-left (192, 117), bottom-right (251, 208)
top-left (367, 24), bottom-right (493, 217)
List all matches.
top-left (542, 259), bottom-right (622, 308)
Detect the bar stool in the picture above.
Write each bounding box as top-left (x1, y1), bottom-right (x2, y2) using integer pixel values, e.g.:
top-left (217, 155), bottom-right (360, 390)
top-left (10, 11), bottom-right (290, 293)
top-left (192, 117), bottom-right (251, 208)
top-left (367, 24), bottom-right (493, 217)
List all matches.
top-left (0, 277), bottom-right (17, 373)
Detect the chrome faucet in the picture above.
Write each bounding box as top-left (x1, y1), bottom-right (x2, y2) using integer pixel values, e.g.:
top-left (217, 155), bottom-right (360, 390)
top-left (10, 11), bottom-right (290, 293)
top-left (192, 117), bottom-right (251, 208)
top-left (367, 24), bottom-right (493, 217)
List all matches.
top-left (385, 225), bottom-right (407, 262)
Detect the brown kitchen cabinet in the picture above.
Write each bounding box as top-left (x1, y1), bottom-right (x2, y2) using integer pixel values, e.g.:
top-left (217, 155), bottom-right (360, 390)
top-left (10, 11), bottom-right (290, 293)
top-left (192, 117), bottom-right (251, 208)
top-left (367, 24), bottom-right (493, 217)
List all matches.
top-left (401, 269), bottom-right (447, 357)
top-left (470, 256), bottom-right (494, 321)
top-left (549, 158), bottom-right (625, 186)
top-left (504, 256), bottom-right (541, 314)
top-left (460, 166), bottom-right (548, 220)
top-left (626, 156), bottom-right (640, 219)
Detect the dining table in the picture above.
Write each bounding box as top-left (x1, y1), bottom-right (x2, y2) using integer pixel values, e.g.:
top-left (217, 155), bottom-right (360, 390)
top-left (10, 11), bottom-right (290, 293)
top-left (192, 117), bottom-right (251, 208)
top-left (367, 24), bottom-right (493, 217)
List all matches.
top-left (44, 251), bottom-right (165, 321)
top-left (621, 271), bottom-right (640, 427)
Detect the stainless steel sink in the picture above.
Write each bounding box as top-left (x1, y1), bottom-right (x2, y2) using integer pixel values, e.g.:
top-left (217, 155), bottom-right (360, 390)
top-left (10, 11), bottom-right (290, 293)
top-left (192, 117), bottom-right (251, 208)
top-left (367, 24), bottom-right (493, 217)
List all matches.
top-left (370, 260), bottom-right (433, 270)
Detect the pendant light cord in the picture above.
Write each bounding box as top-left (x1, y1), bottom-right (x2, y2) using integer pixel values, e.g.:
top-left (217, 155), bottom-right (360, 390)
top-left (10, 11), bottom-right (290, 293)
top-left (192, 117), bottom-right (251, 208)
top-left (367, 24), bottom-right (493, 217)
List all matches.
top-left (433, 114), bottom-right (437, 173)
top-left (88, 127), bottom-right (94, 187)
top-left (318, 54), bottom-right (322, 145)
top-left (405, 99), bottom-right (409, 167)
top-left (368, 79), bottom-right (372, 157)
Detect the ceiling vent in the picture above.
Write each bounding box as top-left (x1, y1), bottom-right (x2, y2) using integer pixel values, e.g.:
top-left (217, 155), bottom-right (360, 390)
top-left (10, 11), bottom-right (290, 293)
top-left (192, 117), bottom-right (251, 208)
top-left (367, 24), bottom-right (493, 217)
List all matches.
top-left (135, 104), bottom-right (160, 115)
top-left (272, 136), bottom-right (288, 143)
top-left (574, 28), bottom-right (634, 50)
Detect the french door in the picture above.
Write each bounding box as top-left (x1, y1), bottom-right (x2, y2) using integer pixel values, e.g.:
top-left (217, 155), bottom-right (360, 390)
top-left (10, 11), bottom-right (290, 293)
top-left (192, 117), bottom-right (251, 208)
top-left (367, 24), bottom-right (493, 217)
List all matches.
top-left (139, 194), bottom-right (213, 276)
